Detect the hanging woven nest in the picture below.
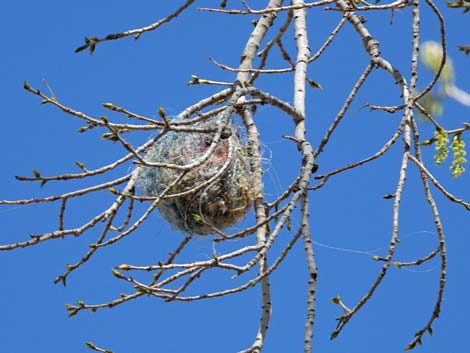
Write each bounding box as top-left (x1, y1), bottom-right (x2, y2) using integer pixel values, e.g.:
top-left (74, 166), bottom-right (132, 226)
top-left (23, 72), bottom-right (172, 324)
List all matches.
top-left (137, 116), bottom-right (255, 235)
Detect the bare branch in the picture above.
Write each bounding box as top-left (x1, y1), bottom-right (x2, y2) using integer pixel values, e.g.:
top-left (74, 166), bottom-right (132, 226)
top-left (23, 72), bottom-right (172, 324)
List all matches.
top-left (75, 0), bottom-right (197, 54)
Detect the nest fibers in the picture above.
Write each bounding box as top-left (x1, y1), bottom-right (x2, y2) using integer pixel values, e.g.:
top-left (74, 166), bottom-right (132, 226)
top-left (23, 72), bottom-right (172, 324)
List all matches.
top-left (137, 116), bottom-right (255, 235)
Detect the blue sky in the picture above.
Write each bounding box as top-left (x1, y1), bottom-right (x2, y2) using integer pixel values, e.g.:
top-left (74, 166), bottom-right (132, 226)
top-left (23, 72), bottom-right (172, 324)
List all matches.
top-left (1, 2), bottom-right (470, 353)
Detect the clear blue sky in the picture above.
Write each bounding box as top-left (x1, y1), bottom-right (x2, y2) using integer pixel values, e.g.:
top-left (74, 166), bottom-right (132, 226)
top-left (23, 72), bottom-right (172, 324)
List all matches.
top-left (1, 2), bottom-right (470, 353)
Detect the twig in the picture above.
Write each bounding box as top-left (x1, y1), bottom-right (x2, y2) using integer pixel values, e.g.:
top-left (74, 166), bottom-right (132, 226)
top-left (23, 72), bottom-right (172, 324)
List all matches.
top-left (75, 0), bottom-right (196, 53)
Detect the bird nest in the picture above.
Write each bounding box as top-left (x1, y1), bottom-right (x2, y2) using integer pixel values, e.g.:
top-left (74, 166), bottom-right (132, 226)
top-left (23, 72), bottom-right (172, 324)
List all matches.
top-left (137, 116), bottom-right (255, 235)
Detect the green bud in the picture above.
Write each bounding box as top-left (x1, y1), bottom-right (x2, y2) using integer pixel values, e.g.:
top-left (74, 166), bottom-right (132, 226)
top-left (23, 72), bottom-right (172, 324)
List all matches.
top-left (75, 161), bottom-right (86, 170)
top-left (102, 103), bottom-right (115, 110)
top-left (112, 269), bottom-right (125, 279)
top-left (405, 342), bottom-right (416, 351)
top-left (306, 78), bottom-right (322, 89)
top-left (108, 188), bottom-right (118, 194)
top-left (158, 107), bottom-right (166, 118)
top-left (68, 308), bottom-right (78, 317)
top-left (330, 295), bottom-right (341, 304)
top-left (420, 139), bottom-right (434, 146)
top-left (85, 341), bottom-right (96, 349)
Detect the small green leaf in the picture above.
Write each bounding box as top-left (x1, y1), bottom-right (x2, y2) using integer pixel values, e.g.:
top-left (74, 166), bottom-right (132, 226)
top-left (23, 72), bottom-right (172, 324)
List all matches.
top-left (192, 213), bottom-right (202, 222)
top-left (23, 81), bottom-right (30, 90)
top-left (383, 194), bottom-right (395, 199)
top-left (32, 169), bottom-right (41, 178)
